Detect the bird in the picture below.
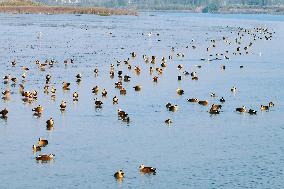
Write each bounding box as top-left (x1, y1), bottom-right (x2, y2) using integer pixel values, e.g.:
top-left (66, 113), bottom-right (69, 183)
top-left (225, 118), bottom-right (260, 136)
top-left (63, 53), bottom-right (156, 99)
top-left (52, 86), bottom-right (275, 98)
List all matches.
top-left (220, 97), bottom-right (225, 103)
top-left (236, 106), bottom-right (246, 113)
top-left (46, 118), bottom-right (54, 129)
top-left (0, 108), bottom-right (8, 118)
top-left (133, 85), bottom-right (142, 91)
top-left (165, 119), bottom-right (172, 124)
top-left (248, 109), bottom-right (257, 115)
top-left (198, 100), bottom-right (208, 106)
top-left (176, 88), bottom-right (184, 95)
top-left (32, 145), bottom-right (41, 152)
top-left (38, 138), bottom-right (48, 147)
top-left (62, 82), bottom-right (70, 90)
top-left (102, 89), bottom-right (107, 97)
top-left (32, 105), bottom-right (43, 115)
top-left (73, 92), bottom-right (79, 101)
top-left (36, 154), bottom-right (55, 161)
top-left (60, 101), bottom-right (67, 111)
top-left (231, 86), bottom-right (237, 92)
top-left (114, 170), bottom-right (124, 179)
top-left (260, 105), bottom-right (269, 111)
top-left (139, 164), bottom-right (156, 174)
top-left (187, 98), bottom-right (198, 102)
top-left (113, 96), bottom-right (118, 104)
top-left (268, 102), bottom-right (274, 107)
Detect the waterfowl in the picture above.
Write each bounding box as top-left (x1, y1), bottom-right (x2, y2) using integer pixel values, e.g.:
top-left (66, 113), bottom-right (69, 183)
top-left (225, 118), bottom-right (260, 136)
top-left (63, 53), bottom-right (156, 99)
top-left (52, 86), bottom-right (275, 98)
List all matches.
top-left (139, 164), bottom-right (156, 174)
top-left (46, 118), bottom-right (54, 129)
top-left (102, 89), bottom-right (107, 97)
top-left (248, 109), bottom-right (257, 115)
top-left (46, 75), bottom-right (51, 83)
top-left (190, 72), bottom-right (197, 77)
top-left (176, 88), bottom-right (184, 95)
top-left (114, 170), bottom-right (124, 179)
top-left (36, 154), bottom-right (55, 161)
top-left (168, 105), bottom-right (178, 112)
top-left (120, 88), bottom-right (126, 95)
top-left (165, 119), bottom-right (172, 124)
top-left (76, 73), bottom-right (82, 79)
top-left (236, 106), bottom-right (246, 113)
top-left (118, 109), bottom-right (128, 118)
top-left (124, 75), bottom-right (131, 82)
top-left (62, 82), bottom-right (70, 90)
top-left (11, 60), bottom-right (16, 66)
top-left (260, 105), bottom-right (269, 111)
top-left (92, 86), bottom-right (99, 94)
top-left (210, 93), bottom-right (216, 97)
top-left (192, 76), bottom-right (198, 80)
top-left (211, 104), bottom-right (222, 110)
top-left (220, 97), bottom-right (225, 103)
top-left (73, 92), bottom-right (79, 101)
top-left (32, 105), bottom-right (43, 115)
top-left (187, 98), bottom-right (198, 102)
top-left (60, 101), bottom-right (67, 111)
top-left (209, 108), bottom-right (220, 114)
top-left (33, 145), bottom-right (41, 152)
top-left (268, 102), bottom-right (274, 107)
top-left (113, 96), bottom-right (118, 104)
top-left (198, 100), bottom-right (208, 106)
top-left (133, 85), bottom-right (142, 91)
top-left (95, 99), bottom-right (103, 107)
top-left (153, 76), bottom-right (158, 82)
top-left (38, 138), bottom-right (48, 147)
top-left (177, 64), bottom-right (183, 69)
top-left (177, 75), bottom-right (182, 80)
top-left (0, 108), bottom-right (8, 118)
top-left (131, 52), bottom-right (136, 58)
top-left (94, 68), bottom-right (99, 74)
top-left (231, 86), bottom-right (237, 92)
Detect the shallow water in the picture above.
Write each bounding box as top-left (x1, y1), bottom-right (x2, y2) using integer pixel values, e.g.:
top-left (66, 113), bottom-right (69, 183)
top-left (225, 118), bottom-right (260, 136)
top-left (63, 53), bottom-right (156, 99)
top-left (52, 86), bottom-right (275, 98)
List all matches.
top-left (0, 12), bottom-right (284, 188)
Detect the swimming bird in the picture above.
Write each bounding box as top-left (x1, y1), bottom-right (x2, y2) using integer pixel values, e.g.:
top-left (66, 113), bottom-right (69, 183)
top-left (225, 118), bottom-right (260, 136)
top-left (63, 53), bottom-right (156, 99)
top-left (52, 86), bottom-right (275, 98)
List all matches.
top-left (95, 99), bottom-right (103, 108)
top-left (73, 92), bottom-right (79, 101)
top-left (38, 138), bottom-right (48, 147)
top-left (32, 145), bottom-right (41, 152)
top-left (102, 89), bottom-right (107, 97)
top-left (60, 101), bottom-right (67, 111)
top-left (187, 98), bottom-right (198, 102)
top-left (113, 96), bottom-right (118, 104)
top-left (198, 100), bottom-right (208, 106)
top-left (62, 82), bottom-right (70, 90)
top-left (36, 154), bottom-right (55, 161)
top-left (46, 118), bottom-right (54, 129)
top-left (153, 76), bottom-right (158, 82)
top-left (139, 164), bottom-right (156, 174)
top-left (133, 85), bottom-right (142, 91)
top-left (248, 109), bottom-right (257, 115)
top-left (32, 105), bottom-right (43, 115)
top-left (220, 97), bottom-right (225, 103)
top-left (231, 86), bottom-right (237, 92)
top-left (260, 105), bottom-right (269, 111)
top-left (114, 170), bottom-right (124, 179)
top-left (176, 88), bottom-right (184, 95)
top-left (268, 102), bottom-right (274, 107)
top-left (236, 106), bottom-right (246, 113)
top-left (165, 119), bottom-right (172, 124)
top-left (0, 108), bottom-right (8, 118)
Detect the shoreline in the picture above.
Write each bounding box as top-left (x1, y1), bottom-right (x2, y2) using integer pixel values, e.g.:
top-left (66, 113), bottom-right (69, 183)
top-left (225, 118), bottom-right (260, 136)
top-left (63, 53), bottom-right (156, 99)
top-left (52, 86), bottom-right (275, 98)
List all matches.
top-left (0, 6), bottom-right (138, 15)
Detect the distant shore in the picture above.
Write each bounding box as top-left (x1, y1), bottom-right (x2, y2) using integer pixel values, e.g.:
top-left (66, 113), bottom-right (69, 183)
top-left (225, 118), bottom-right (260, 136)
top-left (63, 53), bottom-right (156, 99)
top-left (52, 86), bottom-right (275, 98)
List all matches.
top-left (0, 6), bottom-right (137, 15)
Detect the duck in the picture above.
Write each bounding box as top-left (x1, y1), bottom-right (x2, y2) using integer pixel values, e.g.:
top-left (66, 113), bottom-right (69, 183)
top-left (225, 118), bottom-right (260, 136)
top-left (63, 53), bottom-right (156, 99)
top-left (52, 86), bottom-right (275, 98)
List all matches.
top-left (46, 118), bottom-right (54, 129)
top-left (248, 109), bottom-right (257, 115)
top-left (231, 86), bottom-right (237, 92)
top-left (210, 93), bottom-right (216, 97)
top-left (133, 85), bottom-right (142, 91)
top-left (198, 100), bottom-right (208, 106)
top-left (95, 99), bottom-right (103, 107)
top-left (73, 92), bottom-right (79, 101)
top-left (260, 105), bottom-right (269, 111)
top-left (120, 88), bottom-right (126, 95)
top-left (38, 138), bottom-right (48, 147)
top-left (165, 119), bottom-right (172, 124)
top-left (92, 86), bottom-right (99, 94)
top-left (76, 73), bottom-right (82, 79)
top-left (114, 170), bottom-right (124, 179)
top-left (176, 88), bottom-right (184, 95)
top-left (187, 98), bottom-right (198, 102)
top-left (139, 164), bottom-right (156, 174)
top-left (153, 76), bottom-right (158, 82)
top-left (211, 104), bottom-right (222, 110)
top-left (0, 108), bottom-right (8, 118)
top-left (32, 145), bottom-right (41, 152)
top-left (268, 102), bottom-right (274, 107)
top-left (209, 108), bottom-right (220, 114)
top-left (36, 154), bottom-right (55, 161)
top-left (236, 106), bottom-right (246, 113)
top-left (62, 82), bottom-right (70, 90)
top-left (102, 89), bottom-right (107, 97)
top-left (192, 76), bottom-right (198, 80)
top-left (177, 64), bottom-right (183, 69)
top-left (118, 109), bottom-right (128, 118)
top-left (60, 101), bottom-right (67, 111)
top-left (32, 105), bottom-right (43, 115)
top-left (113, 96), bottom-right (118, 104)
top-left (167, 105), bottom-right (178, 112)
top-left (220, 97), bottom-right (225, 103)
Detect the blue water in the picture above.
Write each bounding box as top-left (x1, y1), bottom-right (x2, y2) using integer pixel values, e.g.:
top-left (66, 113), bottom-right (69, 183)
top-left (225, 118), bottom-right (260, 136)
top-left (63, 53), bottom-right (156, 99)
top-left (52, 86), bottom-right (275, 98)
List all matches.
top-left (0, 12), bottom-right (284, 188)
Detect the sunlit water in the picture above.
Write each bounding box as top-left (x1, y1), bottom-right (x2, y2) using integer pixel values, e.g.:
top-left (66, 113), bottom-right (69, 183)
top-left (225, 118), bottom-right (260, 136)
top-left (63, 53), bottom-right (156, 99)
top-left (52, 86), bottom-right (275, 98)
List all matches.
top-left (0, 12), bottom-right (284, 188)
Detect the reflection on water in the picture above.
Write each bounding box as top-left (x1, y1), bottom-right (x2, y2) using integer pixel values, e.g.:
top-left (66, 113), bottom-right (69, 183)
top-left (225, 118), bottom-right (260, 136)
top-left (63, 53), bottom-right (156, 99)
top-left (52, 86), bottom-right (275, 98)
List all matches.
top-left (0, 12), bottom-right (284, 188)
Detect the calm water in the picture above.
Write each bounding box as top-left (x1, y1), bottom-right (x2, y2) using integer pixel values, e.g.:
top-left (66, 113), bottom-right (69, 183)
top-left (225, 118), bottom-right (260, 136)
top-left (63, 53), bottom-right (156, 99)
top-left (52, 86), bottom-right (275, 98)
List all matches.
top-left (0, 12), bottom-right (284, 188)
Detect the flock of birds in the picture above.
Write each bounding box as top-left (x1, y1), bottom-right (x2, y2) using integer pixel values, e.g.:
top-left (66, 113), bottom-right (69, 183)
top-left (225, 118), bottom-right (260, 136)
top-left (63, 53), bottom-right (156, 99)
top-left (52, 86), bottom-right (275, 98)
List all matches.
top-left (0, 25), bottom-right (275, 181)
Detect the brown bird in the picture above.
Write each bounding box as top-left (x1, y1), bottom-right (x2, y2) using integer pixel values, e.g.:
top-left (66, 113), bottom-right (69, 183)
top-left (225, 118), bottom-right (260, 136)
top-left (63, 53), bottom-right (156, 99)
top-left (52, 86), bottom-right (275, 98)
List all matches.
top-left (46, 118), bottom-right (54, 129)
top-left (260, 105), bottom-right (269, 111)
top-left (153, 76), bottom-right (158, 82)
top-left (102, 89), bottom-right (107, 97)
top-left (236, 106), bottom-right (246, 113)
top-left (133, 85), bottom-right (142, 91)
top-left (38, 138), bottom-right (48, 147)
top-left (36, 154), bottom-right (55, 161)
top-left (32, 105), bottom-right (43, 115)
top-left (139, 164), bottom-right (156, 174)
top-left (60, 101), bottom-right (67, 111)
top-left (198, 100), bottom-right (208, 106)
top-left (114, 170), bottom-right (124, 179)
top-left (62, 82), bottom-right (70, 90)
top-left (176, 88), bottom-right (184, 95)
top-left (32, 145), bottom-right (41, 152)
